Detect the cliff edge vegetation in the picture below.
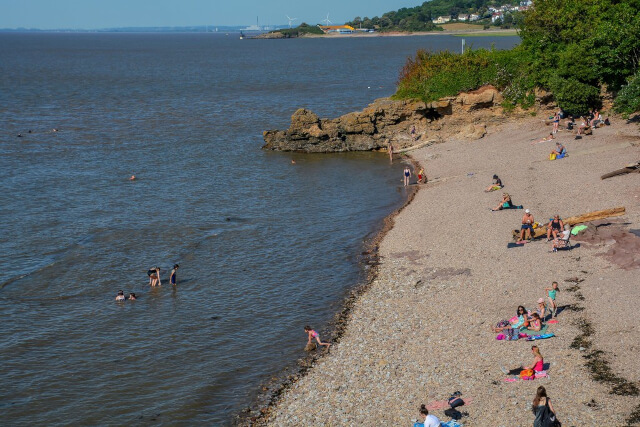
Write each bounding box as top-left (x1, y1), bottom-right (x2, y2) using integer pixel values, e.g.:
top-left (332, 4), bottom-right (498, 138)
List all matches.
top-left (394, 0), bottom-right (640, 115)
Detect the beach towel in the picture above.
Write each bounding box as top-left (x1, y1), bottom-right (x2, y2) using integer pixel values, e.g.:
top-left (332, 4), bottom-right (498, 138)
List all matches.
top-left (547, 319), bottom-right (559, 324)
top-left (426, 398), bottom-right (473, 411)
top-left (441, 421), bottom-right (464, 427)
top-left (526, 333), bottom-right (555, 341)
top-left (571, 224), bottom-right (588, 235)
top-left (504, 371), bottom-right (549, 382)
top-left (520, 325), bottom-right (549, 336)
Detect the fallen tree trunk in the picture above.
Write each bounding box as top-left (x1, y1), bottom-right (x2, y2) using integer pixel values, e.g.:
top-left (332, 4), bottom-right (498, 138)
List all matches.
top-left (512, 207), bottom-right (626, 241)
top-left (601, 162), bottom-right (640, 180)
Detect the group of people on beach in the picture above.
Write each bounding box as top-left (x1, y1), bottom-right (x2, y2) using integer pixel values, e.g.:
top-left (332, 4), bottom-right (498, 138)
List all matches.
top-left (387, 140), bottom-right (427, 187)
top-left (486, 174), bottom-right (572, 251)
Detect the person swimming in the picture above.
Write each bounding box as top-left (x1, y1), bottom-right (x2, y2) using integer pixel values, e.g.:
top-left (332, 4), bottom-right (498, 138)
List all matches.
top-left (128, 292), bottom-right (137, 300)
top-left (129, 175), bottom-right (136, 181)
top-left (115, 290), bottom-right (125, 301)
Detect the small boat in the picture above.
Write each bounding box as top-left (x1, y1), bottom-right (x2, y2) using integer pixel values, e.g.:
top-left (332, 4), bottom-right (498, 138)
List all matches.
top-left (239, 31), bottom-right (245, 40)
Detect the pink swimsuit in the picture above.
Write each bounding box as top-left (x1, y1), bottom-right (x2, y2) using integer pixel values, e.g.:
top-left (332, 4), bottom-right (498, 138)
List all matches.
top-left (534, 359), bottom-right (544, 372)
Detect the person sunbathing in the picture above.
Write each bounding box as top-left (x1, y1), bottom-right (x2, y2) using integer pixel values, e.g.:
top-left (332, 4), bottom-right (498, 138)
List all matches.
top-left (546, 215), bottom-right (564, 241)
top-left (550, 142), bottom-right (567, 159)
top-left (492, 193), bottom-right (513, 211)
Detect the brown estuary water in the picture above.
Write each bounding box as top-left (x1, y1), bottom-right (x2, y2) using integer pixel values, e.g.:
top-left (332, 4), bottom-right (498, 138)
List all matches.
top-left (0, 32), bottom-right (519, 425)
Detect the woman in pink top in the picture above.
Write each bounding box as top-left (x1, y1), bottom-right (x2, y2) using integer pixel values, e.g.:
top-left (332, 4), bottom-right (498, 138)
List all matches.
top-left (523, 345), bottom-right (544, 372)
top-left (304, 325), bottom-right (331, 348)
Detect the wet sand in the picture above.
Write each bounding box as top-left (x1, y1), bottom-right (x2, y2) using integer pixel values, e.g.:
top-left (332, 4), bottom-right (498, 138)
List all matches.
top-left (265, 116), bottom-right (640, 425)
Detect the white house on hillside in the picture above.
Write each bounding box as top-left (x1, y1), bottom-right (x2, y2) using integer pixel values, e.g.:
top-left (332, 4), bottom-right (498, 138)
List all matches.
top-left (432, 16), bottom-right (452, 24)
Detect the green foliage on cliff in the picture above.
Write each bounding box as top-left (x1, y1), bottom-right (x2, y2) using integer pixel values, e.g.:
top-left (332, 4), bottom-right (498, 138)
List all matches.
top-left (614, 71), bottom-right (640, 115)
top-left (394, 0), bottom-right (640, 114)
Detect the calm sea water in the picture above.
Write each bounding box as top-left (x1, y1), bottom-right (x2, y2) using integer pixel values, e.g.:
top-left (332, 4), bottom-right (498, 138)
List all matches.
top-left (0, 33), bottom-right (519, 425)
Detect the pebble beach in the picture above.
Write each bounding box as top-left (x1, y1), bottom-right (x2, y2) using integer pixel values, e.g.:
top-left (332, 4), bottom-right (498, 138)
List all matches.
top-left (264, 116), bottom-right (640, 426)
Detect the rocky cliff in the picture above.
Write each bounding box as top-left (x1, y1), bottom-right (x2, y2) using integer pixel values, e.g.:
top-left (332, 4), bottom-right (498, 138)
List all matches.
top-left (262, 85), bottom-right (525, 152)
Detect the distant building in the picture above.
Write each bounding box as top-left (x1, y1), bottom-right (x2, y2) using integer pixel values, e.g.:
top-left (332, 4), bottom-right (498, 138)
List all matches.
top-left (520, 0), bottom-right (533, 6)
top-left (491, 12), bottom-right (504, 22)
top-left (469, 14), bottom-right (480, 21)
top-left (457, 14), bottom-right (469, 21)
top-left (318, 25), bottom-right (355, 34)
top-left (432, 16), bottom-right (452, 24)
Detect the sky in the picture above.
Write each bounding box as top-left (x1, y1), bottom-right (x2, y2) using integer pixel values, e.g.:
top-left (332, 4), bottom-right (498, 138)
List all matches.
top-left (0, 0), bottom-right (425, 30)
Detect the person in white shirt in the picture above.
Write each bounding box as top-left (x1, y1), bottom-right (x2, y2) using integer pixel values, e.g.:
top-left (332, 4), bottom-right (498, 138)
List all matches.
top-left (552, 225), bottom-right (571, 252)
top-left (419, 404), bottom-right (441, 427)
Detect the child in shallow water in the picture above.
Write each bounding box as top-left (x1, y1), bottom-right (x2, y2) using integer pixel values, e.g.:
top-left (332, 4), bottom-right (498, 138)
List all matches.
top-left (115, 290), bottom-right (125, 301)
top-left (304, 326), bottom-right (331, 348)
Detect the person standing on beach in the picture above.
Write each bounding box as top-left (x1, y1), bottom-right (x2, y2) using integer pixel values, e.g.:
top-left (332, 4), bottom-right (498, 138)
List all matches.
top-left (403, 166), bottom-right (411, 186)
top-left (387, 140), bottom-right (394, 162)
top-left (170, 264), bottom-right (179, 286)
top-left (545, 282), bottom-right (559, 318)
top-left (304, 326), bottom-right (331, 348)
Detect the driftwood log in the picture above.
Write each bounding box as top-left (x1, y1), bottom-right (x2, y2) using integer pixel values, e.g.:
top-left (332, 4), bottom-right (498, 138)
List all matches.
top-left (601, 162), bottom-right (640, 180)
top-left (512, 207), bottom-right (626, 241)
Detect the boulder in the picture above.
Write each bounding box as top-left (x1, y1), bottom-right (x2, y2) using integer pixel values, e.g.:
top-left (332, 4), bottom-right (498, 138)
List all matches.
top-left (457, 85), bottom-right (502, 110)
top-left (459, 123), bottom-right (487, 140)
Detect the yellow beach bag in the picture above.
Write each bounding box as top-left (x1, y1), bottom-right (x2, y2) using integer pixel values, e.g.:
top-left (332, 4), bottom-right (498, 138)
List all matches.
top-left (549, 153), bottom-right (557, 161)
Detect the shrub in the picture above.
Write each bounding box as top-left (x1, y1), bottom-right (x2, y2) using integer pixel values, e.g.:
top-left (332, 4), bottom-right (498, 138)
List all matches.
top-left (614, 71), bottom-right (640, 115)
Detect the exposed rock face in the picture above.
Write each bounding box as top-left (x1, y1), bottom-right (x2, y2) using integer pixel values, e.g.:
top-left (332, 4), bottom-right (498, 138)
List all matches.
top-left (262, 85), bottom-right (505, 152)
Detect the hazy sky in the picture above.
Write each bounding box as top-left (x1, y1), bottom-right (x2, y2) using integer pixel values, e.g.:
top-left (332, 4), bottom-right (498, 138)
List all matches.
top-left (0, 0), bottom-right (425, 29)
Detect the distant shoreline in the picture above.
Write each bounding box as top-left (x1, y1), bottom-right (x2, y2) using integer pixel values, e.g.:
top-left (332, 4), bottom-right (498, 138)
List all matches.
top-left (301, 28), bottom-right (519, 38)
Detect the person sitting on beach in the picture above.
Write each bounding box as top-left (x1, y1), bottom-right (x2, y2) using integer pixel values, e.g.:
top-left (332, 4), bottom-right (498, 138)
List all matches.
top-left (527, 313), bottom-right (543, 332)
top-left (115, 290), bottom-right (125, 301)
top-left (170, 264), bottom-right (179, 286)
top-left (550, 142), bottom-right (567, 159)
top-left (485, 174), bottom-right (503, 192)
top-left (492, 193), bottom-right (514, 211)
top-left (535, 298), bottom-right (549, 321)
top-left (520, 209), bottom-right (535, 241)
top-left (128, 292), bottom-right (137, 300)
top-left (590, 110), bottom-right (601, 128)
top-left (148, 267), bottom-right (161, 286)
top-left (492, 305), bottom-right (530, 333)
top-left (523, 345), bottom-right (544, 373)
top-left (418, 404), bottom-right (442, 427)
top-left (576, 117), bottom-right (592, 138)
top-left (546, 215), bottom-right (564, 241)
top-left (304, 326), bottom-right (331, 348)
top-left (552, 225), bottom-right (571, 252)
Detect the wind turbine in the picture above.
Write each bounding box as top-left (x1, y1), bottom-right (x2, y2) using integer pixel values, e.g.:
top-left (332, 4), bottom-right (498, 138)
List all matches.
top-left (286, 15), bottom-right (297, 28)
top-left (322, 13), bottom-right (332, 26)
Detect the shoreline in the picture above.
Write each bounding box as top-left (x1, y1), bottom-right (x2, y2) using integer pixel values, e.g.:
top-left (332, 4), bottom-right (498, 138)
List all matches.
top-left (303, 28), bottom-right (518, 38)
top-left (261, 113), bottom-right (640, 425)
top-left (236, 157), bottom-right (423, 426)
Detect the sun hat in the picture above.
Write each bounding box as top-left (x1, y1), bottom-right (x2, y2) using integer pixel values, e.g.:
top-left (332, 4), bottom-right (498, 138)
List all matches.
top-left (525, 209), bottom-right (530, 213)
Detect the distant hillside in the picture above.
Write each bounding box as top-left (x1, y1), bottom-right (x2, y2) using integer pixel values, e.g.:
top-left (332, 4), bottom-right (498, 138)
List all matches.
top-left (346, 0), bottom-right (524, 32)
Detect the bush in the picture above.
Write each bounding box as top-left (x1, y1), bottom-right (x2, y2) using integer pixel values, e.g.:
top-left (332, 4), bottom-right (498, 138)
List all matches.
top-left (394, 47), bottom-right (535, 108)
top-left (614, 71), bottom-right (640, 115)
